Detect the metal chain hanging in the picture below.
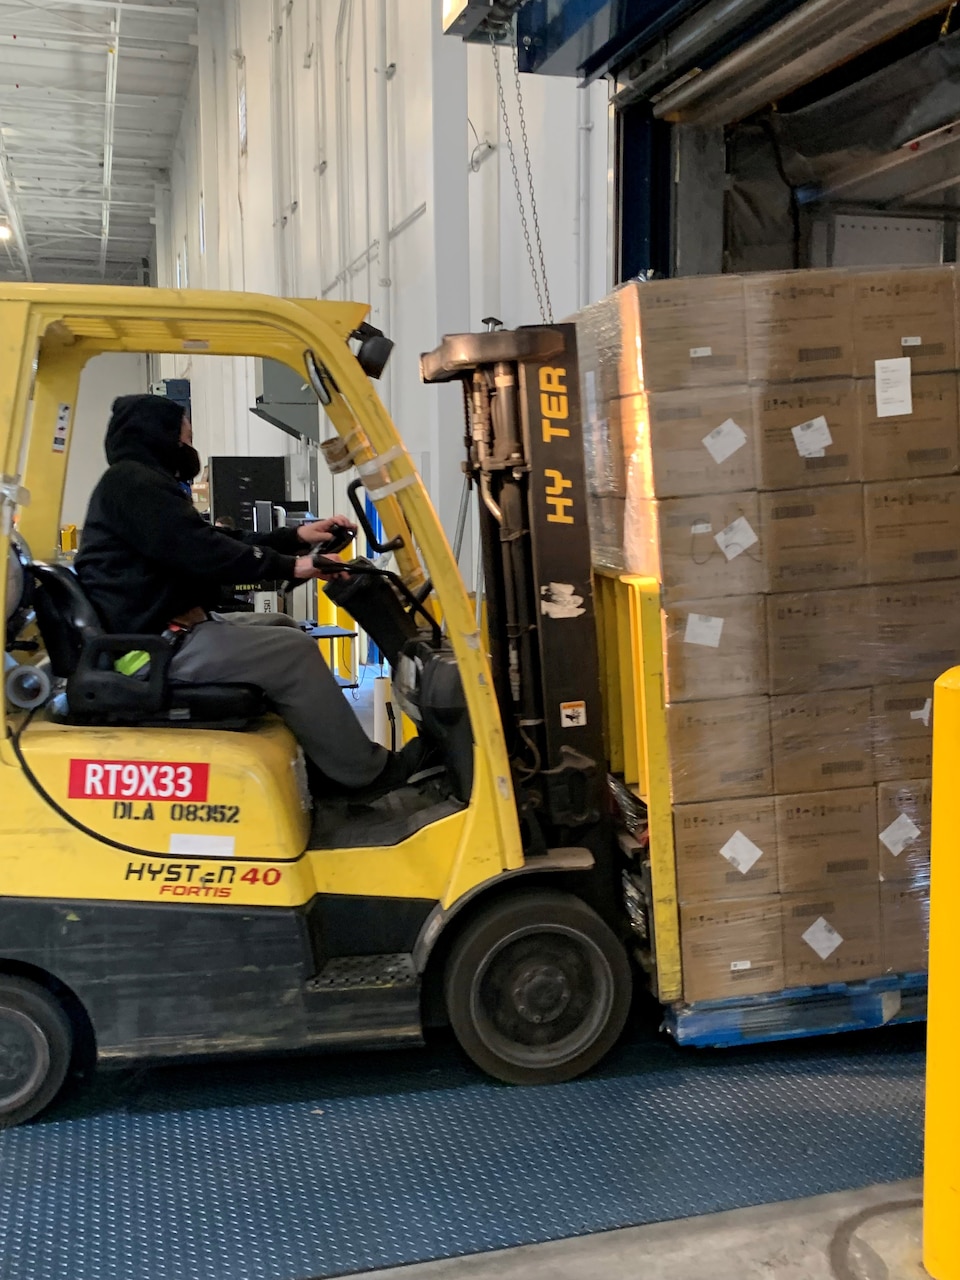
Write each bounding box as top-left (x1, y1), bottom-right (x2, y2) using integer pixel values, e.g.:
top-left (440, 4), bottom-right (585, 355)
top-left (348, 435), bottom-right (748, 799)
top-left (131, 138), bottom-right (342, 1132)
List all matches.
top-left (490, 36), bottom-right (553, 324)
top-left (511, 42), bottom-right (553, 323)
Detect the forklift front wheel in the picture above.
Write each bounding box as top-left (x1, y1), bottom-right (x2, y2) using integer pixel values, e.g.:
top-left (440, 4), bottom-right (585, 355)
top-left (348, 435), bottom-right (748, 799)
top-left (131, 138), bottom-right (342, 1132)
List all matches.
top-left (445, 889), bottom-right (632, 1085)
top-left (0, 976), bottom-right (73, 1127)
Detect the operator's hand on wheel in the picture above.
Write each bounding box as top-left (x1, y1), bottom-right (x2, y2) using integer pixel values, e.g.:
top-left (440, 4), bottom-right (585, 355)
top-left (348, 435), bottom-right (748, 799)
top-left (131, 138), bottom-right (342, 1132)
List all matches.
top-left (297, 516), bottom-right (357, 547)
top-left (293, 554), bottom-right (348, 582)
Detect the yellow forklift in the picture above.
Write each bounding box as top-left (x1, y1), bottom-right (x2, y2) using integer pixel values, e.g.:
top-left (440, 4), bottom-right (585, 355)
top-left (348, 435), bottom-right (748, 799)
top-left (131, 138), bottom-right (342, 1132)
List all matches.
top-left (0, 286), bottom-right (654, 1126)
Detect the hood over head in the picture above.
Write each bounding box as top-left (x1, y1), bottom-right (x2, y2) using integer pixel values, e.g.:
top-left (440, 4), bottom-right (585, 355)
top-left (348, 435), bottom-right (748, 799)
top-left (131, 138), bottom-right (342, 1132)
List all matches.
top-left (104, 394), bottom-right (185, 474)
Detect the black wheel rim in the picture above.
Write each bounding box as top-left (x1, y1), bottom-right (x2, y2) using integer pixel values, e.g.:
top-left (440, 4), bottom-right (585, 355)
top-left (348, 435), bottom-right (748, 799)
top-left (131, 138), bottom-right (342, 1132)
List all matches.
top-left (0, 1008), bottom-right (50, 1113)
top-left (469, 924), bottom-right (615, 1070)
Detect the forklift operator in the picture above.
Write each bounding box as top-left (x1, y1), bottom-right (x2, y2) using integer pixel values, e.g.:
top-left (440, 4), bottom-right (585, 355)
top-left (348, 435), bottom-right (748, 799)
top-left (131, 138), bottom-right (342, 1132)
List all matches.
top-left (74, 394), bottom-right (418, 794)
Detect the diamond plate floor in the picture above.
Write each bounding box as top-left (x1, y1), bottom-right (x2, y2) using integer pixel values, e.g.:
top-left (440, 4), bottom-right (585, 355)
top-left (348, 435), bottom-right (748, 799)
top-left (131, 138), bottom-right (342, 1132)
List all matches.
top-left (0, 1018), bottom-right (925, 1280)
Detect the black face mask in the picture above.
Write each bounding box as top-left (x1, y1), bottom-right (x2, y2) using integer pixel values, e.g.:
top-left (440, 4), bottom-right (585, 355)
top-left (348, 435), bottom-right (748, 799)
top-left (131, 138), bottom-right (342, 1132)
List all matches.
top-left (176, 443), bottom-right (202, 483)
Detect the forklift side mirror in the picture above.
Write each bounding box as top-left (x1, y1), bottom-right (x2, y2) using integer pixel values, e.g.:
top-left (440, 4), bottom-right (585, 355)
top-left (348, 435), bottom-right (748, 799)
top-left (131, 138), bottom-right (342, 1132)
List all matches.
top-left (352, 324), bottom-right (394, 380)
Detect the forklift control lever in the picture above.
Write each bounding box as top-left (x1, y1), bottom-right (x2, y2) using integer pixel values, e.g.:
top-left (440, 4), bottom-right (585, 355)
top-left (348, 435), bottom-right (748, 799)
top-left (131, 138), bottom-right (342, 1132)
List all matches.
top-left (347, 478), bottom-right (404, 554)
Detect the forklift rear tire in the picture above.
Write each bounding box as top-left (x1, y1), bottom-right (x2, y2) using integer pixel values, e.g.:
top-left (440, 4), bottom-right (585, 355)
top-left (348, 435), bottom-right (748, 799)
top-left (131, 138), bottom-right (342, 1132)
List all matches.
top-left (0, 976), bottom-right (73, 1127)
top-left (445, 889), bottom-right (632, 1085)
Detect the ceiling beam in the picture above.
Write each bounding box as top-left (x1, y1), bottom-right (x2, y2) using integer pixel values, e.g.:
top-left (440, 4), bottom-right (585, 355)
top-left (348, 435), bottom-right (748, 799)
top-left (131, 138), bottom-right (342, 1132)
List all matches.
top-left (0, 32), bottom-right (195, 57)
top-left (0, 0), bottom-right (196, 15)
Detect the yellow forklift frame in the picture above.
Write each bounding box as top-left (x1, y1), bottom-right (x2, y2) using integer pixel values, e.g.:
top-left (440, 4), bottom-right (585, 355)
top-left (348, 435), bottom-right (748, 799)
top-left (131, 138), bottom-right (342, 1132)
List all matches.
top-left (0, 284), bottom-right (668, 1119)
top-left (0, 286), bottom-right (524, 912)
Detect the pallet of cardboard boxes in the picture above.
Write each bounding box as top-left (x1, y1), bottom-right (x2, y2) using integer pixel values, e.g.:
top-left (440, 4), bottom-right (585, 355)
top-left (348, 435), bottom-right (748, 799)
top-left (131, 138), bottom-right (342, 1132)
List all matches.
top-left (577, 266), bottom-right (956, 1005)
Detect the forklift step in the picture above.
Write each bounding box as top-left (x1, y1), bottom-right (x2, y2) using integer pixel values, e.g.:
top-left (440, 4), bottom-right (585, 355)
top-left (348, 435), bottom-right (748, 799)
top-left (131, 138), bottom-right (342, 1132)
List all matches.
top-left (307, 953), bottom-right (417, 993)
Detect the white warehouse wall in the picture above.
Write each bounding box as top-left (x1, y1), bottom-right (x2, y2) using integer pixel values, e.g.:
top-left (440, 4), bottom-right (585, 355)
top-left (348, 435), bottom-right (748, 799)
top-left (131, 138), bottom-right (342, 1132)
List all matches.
top-left (62, 353), bottom-right (149, 529)
top-left (156, 0), bottom-right (609, 545)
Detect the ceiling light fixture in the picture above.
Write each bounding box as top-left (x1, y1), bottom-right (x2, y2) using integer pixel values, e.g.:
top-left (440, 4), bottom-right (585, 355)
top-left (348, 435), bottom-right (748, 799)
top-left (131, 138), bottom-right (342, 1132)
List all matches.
top-left (0, 226), bottom-right (11, 241)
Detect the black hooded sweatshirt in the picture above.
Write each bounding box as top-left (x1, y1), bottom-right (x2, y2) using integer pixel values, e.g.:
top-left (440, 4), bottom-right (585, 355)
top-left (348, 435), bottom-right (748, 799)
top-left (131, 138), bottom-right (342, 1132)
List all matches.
top-left (75, 395), bottom-right (302, 634)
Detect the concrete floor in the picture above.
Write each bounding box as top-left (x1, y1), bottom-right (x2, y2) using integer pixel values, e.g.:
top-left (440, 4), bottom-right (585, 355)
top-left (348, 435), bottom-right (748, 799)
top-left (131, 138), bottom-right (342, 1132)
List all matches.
top-left (348, 671), bottom-right (927, 1280)
top-left (365, 1182), bottom-right (924, 1280)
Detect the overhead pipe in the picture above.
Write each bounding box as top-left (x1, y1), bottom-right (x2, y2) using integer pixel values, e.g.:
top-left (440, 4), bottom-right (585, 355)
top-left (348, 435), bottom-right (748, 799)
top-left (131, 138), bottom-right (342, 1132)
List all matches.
top-left (335, 0), bottom-right (354, 302)
top-left (613, 0), bottom-right (775, 107)
top-left (98, 4), bottom-right (122, 277)
top-left (575, 88), bottom-right (593, 310)
top-left (374, 0), bottom-right (392, 408)
top-left (653, 0), bottom-right (947, 126)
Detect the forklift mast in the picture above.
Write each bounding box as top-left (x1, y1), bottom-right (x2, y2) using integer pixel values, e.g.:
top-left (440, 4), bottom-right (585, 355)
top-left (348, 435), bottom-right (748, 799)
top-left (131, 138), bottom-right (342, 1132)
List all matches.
top-left (422, 323), bottom-right (607, 860)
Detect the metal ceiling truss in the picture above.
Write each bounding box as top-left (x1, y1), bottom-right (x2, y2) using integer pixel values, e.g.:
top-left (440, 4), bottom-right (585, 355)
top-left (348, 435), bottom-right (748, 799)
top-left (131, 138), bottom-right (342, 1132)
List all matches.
top-left (0, 0), bottom-right (196, 281)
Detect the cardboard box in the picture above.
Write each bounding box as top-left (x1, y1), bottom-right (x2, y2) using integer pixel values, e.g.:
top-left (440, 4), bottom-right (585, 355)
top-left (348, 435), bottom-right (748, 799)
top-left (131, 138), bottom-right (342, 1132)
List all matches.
top-left (680, 897), bottom-right (784, 1002)
top-left (586, 495), bottom-right (626, 571)
top-left (648, 386), bottom-right (756, 498)
top-left (874, 580), bottom-right (960, 682)
top-left (762, 485), bottom-right (865, 593)
top-left (776, 788), bottom-right (879, 893)
top-left (667, 696), bottom-right (772, 803)
top-left (767, 586), bottom-right (877, 695)
top-left (745, 271), bottom-right (854, 383)
top-left (754, 380), bottom-right (860, 490)
top-left (782, 887), bottom-right (882, 986)
top-left (583, 403), bottom-right (629, 498)
top-left (657, 491), bottom-right (765, 603)
top-left (872, 683), bottom-right (934, 782)
top-left (664, 595), bottom-right (767, 702)
top-left (881, 884), bottom-right (929, 975)
top-left (636, 276), bottom-right (748, 393)
top-left (859, 372), bottom-right (959, 483)
top-left (674, 797), bottom-right (779, 903)
top-left (771, 690), bottom-right (874, 795)
top-left (853, 267), bottom-right (956, 376)
top-left (865, 476), bottom-right (960, 585)
top-left (877, 779), bottom-right (931, 888)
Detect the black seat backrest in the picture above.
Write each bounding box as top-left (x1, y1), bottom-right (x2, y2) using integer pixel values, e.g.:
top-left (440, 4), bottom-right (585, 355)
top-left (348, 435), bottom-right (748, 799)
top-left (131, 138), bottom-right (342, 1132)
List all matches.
top-left (30, 563), bottom-right (103, 678)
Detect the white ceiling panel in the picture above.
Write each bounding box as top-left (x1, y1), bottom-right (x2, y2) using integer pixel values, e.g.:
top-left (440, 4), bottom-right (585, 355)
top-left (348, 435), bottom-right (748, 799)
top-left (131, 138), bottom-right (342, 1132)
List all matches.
top-left (0, 0), bottom-right (197, 283)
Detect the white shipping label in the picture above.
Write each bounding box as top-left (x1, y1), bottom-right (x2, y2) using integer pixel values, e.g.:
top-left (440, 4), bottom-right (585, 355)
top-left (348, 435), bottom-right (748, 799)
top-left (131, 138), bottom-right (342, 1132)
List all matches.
top-left (879, 812), bottom-right (922, 857)
top-left (714, 516), bottom-right (758, 562)
top-left (690, 346), bottom-right (713, 359)
top-left (875, 357), bottom-right (913, 418)
top-left (719, 829), bottom-right (764, 875)
top-left (702, 418), bottom-right (748, 465)
top-left (684, 612), bottom-right (724, 649)
top-left (802, 916), bottom-right (844, 961)
top-left (168, 834), bottom-right (236, 856)
top-left (691, 521), bottom-right (713, 535)
top-left (910, 698), bottom-right (932, 728)
top-left (901, 336), bottom-right (922, 347)
top-left (792, 415), bottom-right (833, 459)
top-left (730, 960), bottom-right (752, 973)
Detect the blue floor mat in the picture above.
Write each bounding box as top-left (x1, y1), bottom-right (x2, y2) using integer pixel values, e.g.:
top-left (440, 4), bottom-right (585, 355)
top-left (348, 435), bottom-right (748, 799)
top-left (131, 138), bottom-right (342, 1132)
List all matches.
top-left (0, 1016), bottom-right (925, 1280)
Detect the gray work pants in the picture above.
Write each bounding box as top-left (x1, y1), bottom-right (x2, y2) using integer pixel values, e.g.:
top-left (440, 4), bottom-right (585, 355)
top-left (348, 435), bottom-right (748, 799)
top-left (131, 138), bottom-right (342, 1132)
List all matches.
top-left (214, 611), bottom-right (301, 629)
top-left (169, 617), bottom-right (388, 787)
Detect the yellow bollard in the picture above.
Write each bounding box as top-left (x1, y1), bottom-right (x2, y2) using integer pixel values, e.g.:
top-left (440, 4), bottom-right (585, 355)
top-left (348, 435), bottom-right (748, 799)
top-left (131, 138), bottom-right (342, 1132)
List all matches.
top-left (924, 667), bottom-right (960, 1279)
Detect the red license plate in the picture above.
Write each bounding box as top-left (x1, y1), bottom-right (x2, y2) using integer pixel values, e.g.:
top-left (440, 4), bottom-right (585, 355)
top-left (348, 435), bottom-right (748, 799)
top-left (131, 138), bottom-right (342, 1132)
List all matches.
top-left (68, 759), bottom-right (210, 801)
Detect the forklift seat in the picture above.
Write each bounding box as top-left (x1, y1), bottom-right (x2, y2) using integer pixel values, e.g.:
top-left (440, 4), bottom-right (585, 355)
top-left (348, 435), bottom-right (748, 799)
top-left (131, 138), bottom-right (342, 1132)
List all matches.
top-left (30, 562), bottom-right (265, 728)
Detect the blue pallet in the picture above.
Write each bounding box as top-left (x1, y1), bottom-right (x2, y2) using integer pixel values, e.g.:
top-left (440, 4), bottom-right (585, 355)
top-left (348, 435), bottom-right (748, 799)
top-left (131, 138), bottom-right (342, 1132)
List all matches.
top-left (664, 972), bottom-right (928, 1048)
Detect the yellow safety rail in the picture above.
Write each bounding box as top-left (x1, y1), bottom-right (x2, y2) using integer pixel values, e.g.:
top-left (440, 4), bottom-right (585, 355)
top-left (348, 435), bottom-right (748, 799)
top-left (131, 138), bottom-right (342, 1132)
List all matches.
top-left (924, 666), bottom-right (960, 1279)
top-left (594, 570), bottom-right (682, 1003)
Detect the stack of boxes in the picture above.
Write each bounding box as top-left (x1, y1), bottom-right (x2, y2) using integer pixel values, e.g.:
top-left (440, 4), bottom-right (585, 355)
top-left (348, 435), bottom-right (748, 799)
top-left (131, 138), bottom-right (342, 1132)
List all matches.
top-left (577, 267), bottom-right (960, 1003)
